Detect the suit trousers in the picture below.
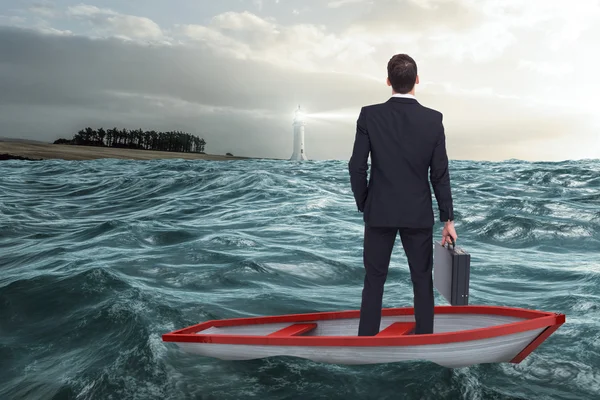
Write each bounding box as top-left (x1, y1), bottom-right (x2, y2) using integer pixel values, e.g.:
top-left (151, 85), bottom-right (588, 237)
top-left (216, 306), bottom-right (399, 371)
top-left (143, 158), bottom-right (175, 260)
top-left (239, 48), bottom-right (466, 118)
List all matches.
top-left (357, 225), bottom-right (434, 336)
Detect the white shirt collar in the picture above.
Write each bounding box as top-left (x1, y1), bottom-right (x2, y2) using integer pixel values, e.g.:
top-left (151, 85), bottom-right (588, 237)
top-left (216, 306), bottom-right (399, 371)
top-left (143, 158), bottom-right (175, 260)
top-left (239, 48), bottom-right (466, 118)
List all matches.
top-left (391, 93), bottom-right (416, 99)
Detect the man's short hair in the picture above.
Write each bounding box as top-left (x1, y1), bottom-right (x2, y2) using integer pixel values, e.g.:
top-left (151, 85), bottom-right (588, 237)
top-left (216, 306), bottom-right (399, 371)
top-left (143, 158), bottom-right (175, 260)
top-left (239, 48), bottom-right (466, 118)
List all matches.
top-left (387, 54), bottom-right (418, 94)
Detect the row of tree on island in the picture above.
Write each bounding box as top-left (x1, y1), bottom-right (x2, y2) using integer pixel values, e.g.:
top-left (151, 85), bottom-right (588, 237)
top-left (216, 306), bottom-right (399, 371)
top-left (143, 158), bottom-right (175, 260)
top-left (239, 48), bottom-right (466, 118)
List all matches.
top-left (54, 127), bottom-right (206, 153)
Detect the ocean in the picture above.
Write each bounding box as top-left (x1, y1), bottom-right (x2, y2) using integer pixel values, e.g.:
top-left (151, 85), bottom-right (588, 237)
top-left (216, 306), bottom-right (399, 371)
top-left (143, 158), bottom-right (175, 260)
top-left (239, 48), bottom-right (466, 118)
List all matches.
top-left (1, 158), bottom-right (599, 400)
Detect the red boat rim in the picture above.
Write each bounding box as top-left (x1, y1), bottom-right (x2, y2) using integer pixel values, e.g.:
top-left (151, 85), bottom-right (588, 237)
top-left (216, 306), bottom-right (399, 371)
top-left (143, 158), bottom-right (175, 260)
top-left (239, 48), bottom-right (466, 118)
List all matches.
top-left (162, 305), bottom-right (565, 361)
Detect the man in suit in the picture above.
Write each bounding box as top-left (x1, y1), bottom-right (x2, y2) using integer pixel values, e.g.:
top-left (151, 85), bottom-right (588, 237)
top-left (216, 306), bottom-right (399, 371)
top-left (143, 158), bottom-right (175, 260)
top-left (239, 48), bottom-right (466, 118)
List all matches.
top-left (348, 54), bottom-right (457, 336)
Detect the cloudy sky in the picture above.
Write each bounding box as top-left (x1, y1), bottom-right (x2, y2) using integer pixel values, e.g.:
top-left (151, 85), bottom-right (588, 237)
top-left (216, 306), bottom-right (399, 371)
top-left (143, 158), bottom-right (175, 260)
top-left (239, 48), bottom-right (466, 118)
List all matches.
top-left (1, 0), bottom-right (599, 161)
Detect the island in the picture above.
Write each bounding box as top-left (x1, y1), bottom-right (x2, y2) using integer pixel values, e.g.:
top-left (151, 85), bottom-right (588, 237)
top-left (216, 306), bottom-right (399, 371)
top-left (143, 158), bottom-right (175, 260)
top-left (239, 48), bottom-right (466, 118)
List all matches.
top-left (0, 127), bottom-right (253, 161)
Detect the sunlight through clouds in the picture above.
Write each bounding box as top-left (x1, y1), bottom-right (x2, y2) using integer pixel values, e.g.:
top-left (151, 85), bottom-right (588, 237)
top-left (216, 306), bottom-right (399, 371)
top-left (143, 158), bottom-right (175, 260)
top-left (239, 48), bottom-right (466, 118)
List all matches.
top-left (0, 0), bottom-right (598, 160)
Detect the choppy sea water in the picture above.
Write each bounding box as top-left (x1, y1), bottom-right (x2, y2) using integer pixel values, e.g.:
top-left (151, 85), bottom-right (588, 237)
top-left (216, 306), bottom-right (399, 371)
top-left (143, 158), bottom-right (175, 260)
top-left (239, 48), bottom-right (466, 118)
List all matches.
top-left (0, 158), bottom-right (599, 400)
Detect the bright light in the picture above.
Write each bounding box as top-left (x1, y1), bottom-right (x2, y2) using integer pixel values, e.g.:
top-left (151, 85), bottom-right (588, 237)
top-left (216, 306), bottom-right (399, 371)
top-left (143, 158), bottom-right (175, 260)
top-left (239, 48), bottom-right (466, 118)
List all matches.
top-left (294, 105), bottom-right (305, 122)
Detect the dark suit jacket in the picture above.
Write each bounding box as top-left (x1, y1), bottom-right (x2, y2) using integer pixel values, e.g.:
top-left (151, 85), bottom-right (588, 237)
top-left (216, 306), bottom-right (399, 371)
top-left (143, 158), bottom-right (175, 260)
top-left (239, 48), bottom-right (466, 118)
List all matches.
top-left (348, 96), bottom-right (454, 228)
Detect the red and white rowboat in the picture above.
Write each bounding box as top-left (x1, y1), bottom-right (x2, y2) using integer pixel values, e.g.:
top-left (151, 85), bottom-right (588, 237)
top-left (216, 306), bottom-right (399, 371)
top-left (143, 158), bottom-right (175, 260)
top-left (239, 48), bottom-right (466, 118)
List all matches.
top-left (162, 305), bottom-right (565, 368)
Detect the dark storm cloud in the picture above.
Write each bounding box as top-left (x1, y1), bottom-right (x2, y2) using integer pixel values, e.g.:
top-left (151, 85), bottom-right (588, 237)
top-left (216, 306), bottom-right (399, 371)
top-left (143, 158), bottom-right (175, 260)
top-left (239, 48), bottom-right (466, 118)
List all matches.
top-left (0, 26), bottom-right (382, 113)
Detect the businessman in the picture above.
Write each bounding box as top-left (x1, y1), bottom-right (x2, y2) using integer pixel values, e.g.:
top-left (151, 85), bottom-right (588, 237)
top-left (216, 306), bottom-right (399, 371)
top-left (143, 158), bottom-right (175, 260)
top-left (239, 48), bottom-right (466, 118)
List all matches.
top-left (348, 54), bottom-right (457, 336)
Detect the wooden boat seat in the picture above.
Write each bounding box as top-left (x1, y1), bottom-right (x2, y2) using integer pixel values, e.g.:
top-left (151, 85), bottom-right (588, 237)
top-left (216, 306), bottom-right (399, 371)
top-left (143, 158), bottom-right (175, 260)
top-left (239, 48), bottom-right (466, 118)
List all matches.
top-left (267, 323), bottom-right (317, 337)
top-left (376, 322), bottom-right (416, 336)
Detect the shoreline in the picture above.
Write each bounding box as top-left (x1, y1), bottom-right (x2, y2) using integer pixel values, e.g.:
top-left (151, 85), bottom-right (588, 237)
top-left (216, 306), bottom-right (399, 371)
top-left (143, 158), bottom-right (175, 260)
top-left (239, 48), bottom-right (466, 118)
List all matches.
top-left (0, 141), bottom-right (259, 162)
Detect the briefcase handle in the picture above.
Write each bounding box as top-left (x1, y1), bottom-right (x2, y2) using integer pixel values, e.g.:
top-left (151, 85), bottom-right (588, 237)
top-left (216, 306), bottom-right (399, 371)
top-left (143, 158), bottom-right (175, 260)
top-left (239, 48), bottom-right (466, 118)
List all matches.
top-left (445, 237), bottom-right (456, 250)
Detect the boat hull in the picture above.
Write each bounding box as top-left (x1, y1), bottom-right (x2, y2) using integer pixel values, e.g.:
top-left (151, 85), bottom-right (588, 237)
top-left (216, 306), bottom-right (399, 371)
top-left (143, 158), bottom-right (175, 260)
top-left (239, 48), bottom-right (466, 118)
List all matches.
top-left (175, 328), bottom-right (545, 368)
top-left (163, 306), bottom-right (565, 368)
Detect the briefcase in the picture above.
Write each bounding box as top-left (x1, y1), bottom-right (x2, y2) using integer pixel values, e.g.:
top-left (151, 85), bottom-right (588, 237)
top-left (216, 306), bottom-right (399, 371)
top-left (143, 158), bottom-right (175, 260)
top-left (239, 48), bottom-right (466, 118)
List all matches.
top-left (433, 240), bottom-right (471, 306)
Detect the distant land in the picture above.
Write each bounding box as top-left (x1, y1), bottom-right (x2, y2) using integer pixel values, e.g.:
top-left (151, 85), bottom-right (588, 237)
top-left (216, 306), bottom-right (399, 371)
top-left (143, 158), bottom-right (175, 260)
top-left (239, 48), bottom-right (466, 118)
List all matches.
top-left (0, 139), bottom-right (254, 161)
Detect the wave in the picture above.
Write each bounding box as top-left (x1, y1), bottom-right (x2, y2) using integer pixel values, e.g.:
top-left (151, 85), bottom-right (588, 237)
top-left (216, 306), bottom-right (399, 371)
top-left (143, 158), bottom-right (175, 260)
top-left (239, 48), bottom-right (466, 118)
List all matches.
top-left (0, 157), bottom-right (599, 399)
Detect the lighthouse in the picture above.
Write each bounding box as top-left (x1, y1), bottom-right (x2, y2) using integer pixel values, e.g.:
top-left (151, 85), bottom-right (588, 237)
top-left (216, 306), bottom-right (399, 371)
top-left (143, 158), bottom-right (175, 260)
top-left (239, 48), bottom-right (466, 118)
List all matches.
top-left (289, 105), bottom-right (308, 161)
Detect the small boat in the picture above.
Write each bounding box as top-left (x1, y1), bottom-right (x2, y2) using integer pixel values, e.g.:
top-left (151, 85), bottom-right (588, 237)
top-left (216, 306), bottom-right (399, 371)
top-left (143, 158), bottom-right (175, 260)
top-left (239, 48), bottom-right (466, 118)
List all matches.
top-left (162, 305), bottom-right (565, 368)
